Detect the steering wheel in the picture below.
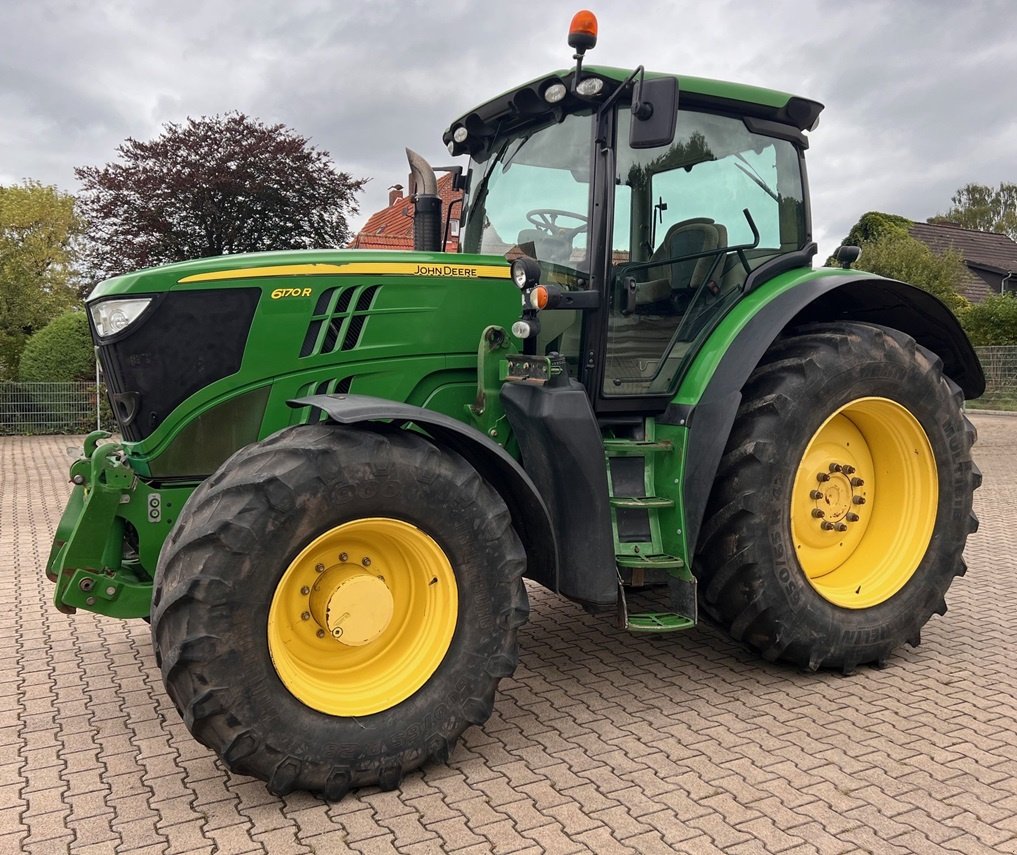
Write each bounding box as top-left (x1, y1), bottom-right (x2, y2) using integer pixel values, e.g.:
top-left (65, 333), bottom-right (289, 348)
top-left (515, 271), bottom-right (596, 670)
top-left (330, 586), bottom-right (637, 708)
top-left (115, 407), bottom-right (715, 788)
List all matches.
top-left (526, 209), bottom-right (589, 240)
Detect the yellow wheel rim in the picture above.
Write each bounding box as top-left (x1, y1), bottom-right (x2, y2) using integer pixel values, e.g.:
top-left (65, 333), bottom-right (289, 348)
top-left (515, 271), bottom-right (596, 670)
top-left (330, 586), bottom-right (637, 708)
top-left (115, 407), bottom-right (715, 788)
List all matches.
top-left (267, 518), bottom-right (458, 716)
top-left (790, 397), bottom-right (938, 609)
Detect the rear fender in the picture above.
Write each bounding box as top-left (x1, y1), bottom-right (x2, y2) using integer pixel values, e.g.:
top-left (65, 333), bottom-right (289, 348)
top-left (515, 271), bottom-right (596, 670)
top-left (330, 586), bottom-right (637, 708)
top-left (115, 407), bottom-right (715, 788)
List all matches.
top-left (289, 394), bottom-right (559, 592)
top-left (674, 271), bottom-right (984, 557)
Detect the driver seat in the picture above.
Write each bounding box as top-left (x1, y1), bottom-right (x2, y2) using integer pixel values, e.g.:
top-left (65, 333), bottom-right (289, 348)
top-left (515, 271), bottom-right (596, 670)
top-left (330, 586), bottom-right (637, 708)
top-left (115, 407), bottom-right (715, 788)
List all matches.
top-left (647, 217), bottom-right (728, 299)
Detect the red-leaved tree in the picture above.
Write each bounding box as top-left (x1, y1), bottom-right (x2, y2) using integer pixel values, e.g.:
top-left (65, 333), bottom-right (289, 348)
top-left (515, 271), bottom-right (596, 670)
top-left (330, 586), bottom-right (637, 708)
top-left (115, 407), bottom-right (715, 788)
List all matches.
top-left (76, 113), bottom-right (366, 282)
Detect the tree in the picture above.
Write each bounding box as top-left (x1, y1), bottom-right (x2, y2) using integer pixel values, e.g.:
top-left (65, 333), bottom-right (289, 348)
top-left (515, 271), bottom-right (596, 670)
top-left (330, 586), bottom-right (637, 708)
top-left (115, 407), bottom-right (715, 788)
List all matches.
top-left (962, 294), bottom-right (1017, 346)
top-left (831, 211), bottom-right (969, 315)
top-left (76, 113), bottom-right (366, 282)
top-left (0, 182), bottom-right (82, 380)
top-left (929, 182), bottom-right (1017, 240)
top-left (18, 311), bottom-right (95, 382)
top-left (854, 233), bottom-right (970, 316)
top-left (837, 210), bottom-right (913, 248)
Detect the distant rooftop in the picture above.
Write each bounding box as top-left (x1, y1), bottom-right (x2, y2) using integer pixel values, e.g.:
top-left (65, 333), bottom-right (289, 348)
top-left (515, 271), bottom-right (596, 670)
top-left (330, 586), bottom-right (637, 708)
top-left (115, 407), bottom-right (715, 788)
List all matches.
top-left (352, 173), bottom-right (462, 251)
top-left (909, 221), bottom-right (1017, 302)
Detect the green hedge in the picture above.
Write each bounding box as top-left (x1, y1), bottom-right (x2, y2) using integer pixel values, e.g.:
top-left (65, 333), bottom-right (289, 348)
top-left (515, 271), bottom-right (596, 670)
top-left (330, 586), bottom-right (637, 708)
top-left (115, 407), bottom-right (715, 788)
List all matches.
top-left (18, 311), bottom-right (95, 382)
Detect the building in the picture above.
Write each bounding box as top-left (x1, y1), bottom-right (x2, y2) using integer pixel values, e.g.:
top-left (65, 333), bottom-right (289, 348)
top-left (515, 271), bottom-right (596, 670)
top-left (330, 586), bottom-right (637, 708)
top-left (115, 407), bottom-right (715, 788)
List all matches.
top-left (909, 221), bottom-right (1017, 303)
top-left (351, 173), bottom-right (463, 252)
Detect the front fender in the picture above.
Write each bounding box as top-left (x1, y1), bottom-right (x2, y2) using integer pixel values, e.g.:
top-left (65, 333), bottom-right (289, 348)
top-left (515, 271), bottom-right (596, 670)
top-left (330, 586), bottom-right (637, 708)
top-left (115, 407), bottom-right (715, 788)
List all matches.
top-left (673, 270), bottom-right (983, 557)
top-left (288, 394), bottom-right (559, 592)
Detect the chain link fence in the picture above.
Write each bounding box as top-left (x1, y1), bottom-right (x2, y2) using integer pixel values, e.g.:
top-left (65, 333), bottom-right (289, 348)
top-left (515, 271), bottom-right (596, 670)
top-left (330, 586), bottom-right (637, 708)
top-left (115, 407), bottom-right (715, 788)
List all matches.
top-left (0, 382), bottom-right (106, 435)
top-left (972, 346), bottom-right (1017, 411)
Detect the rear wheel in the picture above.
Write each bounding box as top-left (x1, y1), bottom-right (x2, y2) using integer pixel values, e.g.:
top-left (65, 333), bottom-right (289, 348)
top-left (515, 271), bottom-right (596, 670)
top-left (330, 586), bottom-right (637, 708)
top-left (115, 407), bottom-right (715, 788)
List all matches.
top-left (151, 424), bottom-right (528, 798)
top-left (695, 323), bottom-right (980, 672)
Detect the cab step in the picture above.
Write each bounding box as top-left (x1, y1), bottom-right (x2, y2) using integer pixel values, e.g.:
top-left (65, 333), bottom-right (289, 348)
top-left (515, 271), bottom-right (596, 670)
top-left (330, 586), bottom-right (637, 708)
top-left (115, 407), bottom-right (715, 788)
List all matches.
top-left (626, 612), bottom-right (696, 632)
top-left (601, 438), bottom-right (673, 455)
top-left (615, 552), bottom-right (684, 570)
top-left (610, 496), bottom-right (674, 509)
top-left (616, 571), bottom-right (697, 634)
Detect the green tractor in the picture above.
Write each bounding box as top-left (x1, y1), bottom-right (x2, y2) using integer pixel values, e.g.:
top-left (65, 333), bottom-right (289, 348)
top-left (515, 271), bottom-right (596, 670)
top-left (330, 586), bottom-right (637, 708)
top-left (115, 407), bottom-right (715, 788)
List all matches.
top-left (48, 11), bottom-right (982, 798)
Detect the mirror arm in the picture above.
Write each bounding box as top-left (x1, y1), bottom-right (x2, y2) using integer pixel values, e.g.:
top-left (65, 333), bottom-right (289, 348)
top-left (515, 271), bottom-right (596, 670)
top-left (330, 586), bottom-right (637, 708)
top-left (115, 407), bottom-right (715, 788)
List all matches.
top-left (631, 67), bottom-right (654, 120)
top-left (596, 65), bottom-right (644, 119)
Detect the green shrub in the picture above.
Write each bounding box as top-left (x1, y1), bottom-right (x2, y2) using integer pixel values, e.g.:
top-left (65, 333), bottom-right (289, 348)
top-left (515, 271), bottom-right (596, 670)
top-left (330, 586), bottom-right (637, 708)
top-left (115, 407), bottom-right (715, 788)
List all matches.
top-left (18, 311), bottom-right (95, 382)
top-left (963, 294), bottom-right (1017, 345)
top-left (854, 233), bottom-right (970, 315)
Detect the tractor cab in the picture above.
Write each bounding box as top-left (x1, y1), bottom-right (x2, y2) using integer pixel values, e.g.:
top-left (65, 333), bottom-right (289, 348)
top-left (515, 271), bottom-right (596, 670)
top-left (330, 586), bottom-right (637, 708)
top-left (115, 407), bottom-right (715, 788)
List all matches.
top-left (445, 15), bottom-right (821, 414)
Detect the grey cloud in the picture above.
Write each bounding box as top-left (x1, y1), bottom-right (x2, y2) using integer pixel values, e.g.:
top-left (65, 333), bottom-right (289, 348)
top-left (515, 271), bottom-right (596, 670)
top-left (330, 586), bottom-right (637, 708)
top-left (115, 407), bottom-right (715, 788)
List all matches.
top-left (2, 0), bottom-right (1015, 258)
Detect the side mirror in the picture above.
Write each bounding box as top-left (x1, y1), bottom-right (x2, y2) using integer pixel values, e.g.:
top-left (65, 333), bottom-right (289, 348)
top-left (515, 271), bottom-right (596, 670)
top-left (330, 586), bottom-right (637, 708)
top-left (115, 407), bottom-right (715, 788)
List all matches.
top-left (629, 77), bottom-right (679, 150)
top-left (833, 245), bottom-right (862, 269)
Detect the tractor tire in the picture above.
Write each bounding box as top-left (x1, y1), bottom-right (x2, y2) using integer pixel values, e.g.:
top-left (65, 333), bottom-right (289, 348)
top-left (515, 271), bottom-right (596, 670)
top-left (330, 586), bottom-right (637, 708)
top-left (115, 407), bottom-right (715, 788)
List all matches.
top-left (150, 423), bottom-right (528, 798)
top-left (695, 322), bottom-right (980, 673)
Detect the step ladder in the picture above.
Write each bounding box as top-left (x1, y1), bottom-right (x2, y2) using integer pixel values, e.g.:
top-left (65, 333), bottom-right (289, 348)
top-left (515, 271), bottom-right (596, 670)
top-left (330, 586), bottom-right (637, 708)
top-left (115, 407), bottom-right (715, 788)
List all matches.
top-left (604, 431), bottom-right (697, 633)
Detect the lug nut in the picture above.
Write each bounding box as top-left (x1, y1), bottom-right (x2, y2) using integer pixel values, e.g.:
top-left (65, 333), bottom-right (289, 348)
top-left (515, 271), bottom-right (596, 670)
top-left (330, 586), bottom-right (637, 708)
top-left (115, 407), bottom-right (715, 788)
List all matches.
top-left (853, 496), bottom-right (866, 505)
top-left (301, 611), bottom-right (310, 621)
top-left (810, 490), bottom-right (824, 500)
top-left (300, 586), bottom-right (310, 595)
top-left (829, 463), bottom-right (842, 473)
top-left (361, 557), bottom-right (371, 567)
top-left (315, 563), bottom-right (325, 573)
top-left (812, 509), bottom-right (825, 518)
top-left (835, 523), bottom-right (848, 532)
top-left (339, 552), bottom-right (348, 562)
top-left (316, 629), bottom-right (326, 638)
top-left (851, 477), bottom-right (864, 487)
top-left (846, 513), bottom-right (860, 522)
top-left (843, 465), bottom-right (856, 475)
top-left (821, 521), bottom-right (836, 530)
top-left (817, 472), bottom-right (830, 482)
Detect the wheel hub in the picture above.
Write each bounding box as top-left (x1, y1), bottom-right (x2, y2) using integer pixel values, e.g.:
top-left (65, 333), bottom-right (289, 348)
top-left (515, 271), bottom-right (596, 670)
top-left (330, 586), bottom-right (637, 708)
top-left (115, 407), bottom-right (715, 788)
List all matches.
top-left (809, 462), bottom-right (865, 532)
top-left (308, 565), bottom-right (393, 646)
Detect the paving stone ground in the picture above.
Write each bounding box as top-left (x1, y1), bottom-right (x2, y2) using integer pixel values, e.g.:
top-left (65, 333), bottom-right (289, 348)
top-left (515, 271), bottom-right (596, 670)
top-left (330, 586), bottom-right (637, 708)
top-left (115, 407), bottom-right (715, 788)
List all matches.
top-left (2, 413), bottom-right (1016, 854)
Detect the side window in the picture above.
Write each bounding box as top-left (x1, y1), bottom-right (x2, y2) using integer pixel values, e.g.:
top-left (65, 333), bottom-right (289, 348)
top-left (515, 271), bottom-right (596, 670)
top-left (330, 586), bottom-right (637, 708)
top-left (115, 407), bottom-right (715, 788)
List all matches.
top-left (604, 109), bottom-right (806, 397)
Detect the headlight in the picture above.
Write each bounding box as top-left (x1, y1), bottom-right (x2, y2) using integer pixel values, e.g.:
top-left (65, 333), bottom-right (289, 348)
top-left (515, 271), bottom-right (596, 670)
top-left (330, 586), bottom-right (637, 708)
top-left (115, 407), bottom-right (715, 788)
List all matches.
top-left (576, 77), bottom-right (604, 97)
top-left (89, 298), bottom-right (153, 338)
top-left (510, 256), bottom-right (541, 289)
top-left (544, 83), bottom-right (567, 104)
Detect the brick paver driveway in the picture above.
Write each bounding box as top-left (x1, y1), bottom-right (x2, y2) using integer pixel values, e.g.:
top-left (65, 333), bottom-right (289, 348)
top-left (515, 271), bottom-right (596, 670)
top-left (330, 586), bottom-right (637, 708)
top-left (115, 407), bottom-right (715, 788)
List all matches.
top-left (2, 414), bottom-right (1016, 854)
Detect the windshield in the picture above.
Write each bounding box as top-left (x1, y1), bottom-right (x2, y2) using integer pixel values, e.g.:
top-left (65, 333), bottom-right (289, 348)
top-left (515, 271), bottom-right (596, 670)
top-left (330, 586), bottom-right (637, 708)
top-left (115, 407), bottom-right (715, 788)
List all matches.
top-left (460, 112), bottom-right (595, 273)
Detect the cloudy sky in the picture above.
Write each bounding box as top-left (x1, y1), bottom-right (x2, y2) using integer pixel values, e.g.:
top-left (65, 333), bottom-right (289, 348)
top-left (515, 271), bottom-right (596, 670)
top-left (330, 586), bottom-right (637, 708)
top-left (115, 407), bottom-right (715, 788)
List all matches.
top-left (3, 0), bottom-right (1015, 259)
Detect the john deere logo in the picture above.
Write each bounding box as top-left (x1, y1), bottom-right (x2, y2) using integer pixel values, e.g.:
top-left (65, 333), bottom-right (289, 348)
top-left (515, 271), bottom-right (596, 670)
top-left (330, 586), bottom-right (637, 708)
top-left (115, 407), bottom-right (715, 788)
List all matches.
top-left (271, 287), bottom-right (313, 299)
top-left (413, 264), bottom-right (479, 278)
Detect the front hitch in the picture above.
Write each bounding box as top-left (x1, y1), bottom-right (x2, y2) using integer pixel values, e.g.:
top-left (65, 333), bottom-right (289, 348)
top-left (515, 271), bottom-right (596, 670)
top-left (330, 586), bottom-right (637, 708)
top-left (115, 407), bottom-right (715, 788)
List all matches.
top-left (47, 432), bottom-right (191, 619)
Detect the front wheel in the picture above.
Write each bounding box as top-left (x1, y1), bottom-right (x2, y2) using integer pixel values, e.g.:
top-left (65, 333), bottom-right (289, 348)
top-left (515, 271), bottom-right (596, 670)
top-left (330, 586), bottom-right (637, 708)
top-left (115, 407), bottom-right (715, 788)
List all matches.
top-left (695, 323), bottom-right (980, 672)
top-left (151, 424), bottom-right (528, 798)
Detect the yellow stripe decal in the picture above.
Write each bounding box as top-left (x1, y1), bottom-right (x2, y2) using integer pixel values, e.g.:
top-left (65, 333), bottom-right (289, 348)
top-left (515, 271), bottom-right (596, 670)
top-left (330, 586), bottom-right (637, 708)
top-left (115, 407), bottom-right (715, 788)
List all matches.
top-left (178, 262), bottom-right (511, 283)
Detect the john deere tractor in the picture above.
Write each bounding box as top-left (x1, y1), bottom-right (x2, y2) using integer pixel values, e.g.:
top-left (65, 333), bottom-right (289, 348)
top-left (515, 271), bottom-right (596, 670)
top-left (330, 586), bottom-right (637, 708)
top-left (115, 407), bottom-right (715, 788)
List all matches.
top-left (48, 11), bottom-right (982, 798)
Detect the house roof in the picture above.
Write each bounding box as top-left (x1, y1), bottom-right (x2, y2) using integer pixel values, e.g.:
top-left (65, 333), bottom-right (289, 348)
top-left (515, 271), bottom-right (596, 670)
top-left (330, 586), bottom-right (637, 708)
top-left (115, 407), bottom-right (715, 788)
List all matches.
top-left (352, 173), bottom-right (463, 251)
top-left (908, 221), bottom-right (1017, 303)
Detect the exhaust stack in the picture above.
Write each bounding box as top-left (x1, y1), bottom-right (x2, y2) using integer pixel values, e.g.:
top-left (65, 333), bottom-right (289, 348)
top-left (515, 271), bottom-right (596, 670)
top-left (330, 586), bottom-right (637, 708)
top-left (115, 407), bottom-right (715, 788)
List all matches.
top-left (406, 148), bottom-right (442, 252)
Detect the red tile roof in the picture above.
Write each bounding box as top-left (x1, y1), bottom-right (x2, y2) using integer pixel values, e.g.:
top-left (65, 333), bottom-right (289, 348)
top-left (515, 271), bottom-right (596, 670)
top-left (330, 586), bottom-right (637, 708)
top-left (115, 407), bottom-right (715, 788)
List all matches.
top-left (352, 173), bottom-right (463, 251)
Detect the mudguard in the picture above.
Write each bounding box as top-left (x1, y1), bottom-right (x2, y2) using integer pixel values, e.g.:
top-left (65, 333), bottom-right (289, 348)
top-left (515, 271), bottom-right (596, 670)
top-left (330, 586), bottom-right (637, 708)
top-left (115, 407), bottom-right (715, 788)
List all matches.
top-left (501, 380), bottom-right (618, 609)
top-left (288, 394), bottom-right (559, 592)
top-left (670, 272), bottom-right (984, 557)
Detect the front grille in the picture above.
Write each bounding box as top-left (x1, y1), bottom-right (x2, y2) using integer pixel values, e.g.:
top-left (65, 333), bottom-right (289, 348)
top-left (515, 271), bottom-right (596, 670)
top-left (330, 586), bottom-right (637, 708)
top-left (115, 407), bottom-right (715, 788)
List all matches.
top-left (299, 284), bottom-right (380, 357)
top-left (95, 288), bottom-right (260, 441)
